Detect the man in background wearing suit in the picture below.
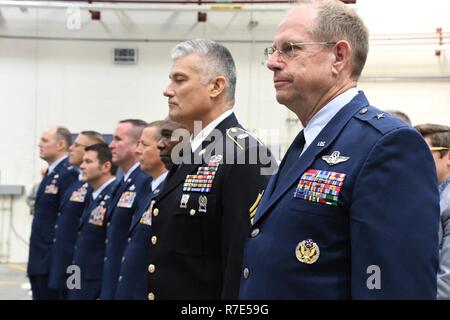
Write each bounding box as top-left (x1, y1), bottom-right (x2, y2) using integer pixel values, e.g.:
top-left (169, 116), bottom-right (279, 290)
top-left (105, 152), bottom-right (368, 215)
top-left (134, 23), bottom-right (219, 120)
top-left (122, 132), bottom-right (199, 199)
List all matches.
top-left (239, 0), bottom-right (439, 299)
top-left (415, 123), bottom-right (450, 300)
top-left (100, 119), bottom-right (152, 299)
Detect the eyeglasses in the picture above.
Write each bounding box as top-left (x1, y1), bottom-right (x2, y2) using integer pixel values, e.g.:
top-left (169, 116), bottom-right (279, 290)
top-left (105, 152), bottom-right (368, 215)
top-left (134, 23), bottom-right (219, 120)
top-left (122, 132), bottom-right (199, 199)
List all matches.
top-left (430, 147), bottom-right (449, 151)
top-left (264, 41), bottom-right (337, 59)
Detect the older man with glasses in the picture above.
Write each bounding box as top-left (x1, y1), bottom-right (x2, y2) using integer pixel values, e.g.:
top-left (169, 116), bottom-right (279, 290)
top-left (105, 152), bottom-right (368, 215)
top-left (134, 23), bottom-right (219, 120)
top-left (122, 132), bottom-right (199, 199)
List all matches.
top-left (239, 0), bottom-right (440, 299)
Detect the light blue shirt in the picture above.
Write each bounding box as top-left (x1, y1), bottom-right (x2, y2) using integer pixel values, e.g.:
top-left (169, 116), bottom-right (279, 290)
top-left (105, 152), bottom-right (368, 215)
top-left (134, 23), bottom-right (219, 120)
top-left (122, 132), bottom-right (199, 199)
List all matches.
top-left (47, 155), bottom-right (68, 175)
top-left (123, 162), bottom-right (140, 182)
top-left (151, 171), bottom-right (168, 192)
top-left (301, 88), bottom-right (359, 155)
top-left (92, 177), bottom-right (116, 200)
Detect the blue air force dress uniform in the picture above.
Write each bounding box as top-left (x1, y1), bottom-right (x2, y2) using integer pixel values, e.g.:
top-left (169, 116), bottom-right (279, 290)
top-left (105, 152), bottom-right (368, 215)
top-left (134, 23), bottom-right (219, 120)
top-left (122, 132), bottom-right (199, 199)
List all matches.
top-left (99, 164), bottom-right (152, 299)
top-left (68, 178), bottom-right (117, 300)
top-left (239, 90), bottom-right (440, 299)
top-left (48, 178), bottom-right (92, 296)
top-left (146, 112), bottom-right (275, 300)
top-left (27, 156), bottom-right (79, 300)
top-left (115, 174), bottom-right (167, 300)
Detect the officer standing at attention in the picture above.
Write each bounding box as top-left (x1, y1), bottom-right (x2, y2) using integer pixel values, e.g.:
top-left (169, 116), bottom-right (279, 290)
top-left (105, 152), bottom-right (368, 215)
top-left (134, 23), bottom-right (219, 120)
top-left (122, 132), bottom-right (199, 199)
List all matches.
top-left (68, 143), bottom-right (117, 300)
top-left (239, 0), bottom-right (439, 299)
top-left (100, 119), bottom-right (152, 299)
top-left (146, 39), bottom-right (276, 300)
top-left (27, 126), bottom-right (79, 300)
top-left (48, 131), bottom-right (105, 299)
top-left (115, 120), bottom-right (169, 300)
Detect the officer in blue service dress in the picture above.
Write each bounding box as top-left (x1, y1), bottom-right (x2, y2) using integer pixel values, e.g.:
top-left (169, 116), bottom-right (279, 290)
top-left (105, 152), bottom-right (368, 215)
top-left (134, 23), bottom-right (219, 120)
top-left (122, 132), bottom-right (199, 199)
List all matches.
top-left (27, 126), bottom-right (78, 300)
top-left (238, 0), bottom-right (440, 299)
top-left (48, 131), bottom-right (105, 299)
top-left (115, 121), bottom-right (170, 300)
top-left (68, 143), bottom-right (117, 300)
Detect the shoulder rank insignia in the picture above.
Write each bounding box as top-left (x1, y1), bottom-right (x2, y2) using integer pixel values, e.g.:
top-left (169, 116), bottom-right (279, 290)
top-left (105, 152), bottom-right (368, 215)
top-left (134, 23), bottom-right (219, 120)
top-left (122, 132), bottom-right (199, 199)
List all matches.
top-left (321, 151), bottom-right (349, 166)
top-left (226, 127), bottom-right (263, 151)
top-left (295, 239), bottom-right (320, 264)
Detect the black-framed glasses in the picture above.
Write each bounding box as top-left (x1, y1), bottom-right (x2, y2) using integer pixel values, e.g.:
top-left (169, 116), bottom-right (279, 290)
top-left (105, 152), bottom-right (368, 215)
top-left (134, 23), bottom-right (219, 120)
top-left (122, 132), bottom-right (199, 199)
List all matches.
top-left (264, 41), bottom-right (337, 59)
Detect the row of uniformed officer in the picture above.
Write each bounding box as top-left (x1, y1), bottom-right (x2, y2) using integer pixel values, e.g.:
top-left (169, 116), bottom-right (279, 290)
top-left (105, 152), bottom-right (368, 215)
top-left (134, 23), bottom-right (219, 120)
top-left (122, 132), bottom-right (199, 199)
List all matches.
top-left (48, 131), bottom-right (105, 299)
top-left (27, 126), bottom-right (79, 300)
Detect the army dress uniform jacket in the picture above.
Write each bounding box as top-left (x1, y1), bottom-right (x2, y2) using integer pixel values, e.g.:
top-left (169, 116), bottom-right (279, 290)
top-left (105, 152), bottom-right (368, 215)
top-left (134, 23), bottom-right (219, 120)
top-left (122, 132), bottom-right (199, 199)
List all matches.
top-left (115, 182), bottom-right (164, 300)
top-left (146, 113), bottom-right (275, 300)
top-left (28, 157), bottom-right (79, 276)
top-left (68, 179), bottom-right (117, 300)
top-left (48, 180), bottom-right (92, 290)
top-left (100, 166), bottom-right (152, 299)
top-left (239, 91), bottom-right (440, 299)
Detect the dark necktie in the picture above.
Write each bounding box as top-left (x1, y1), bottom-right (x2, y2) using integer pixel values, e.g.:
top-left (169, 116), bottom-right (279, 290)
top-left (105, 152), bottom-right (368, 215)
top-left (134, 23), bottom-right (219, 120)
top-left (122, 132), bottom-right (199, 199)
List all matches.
top-left (36, 169), bottom-right (51, 197)
top-left (274, 130), bottom-right (306, 189)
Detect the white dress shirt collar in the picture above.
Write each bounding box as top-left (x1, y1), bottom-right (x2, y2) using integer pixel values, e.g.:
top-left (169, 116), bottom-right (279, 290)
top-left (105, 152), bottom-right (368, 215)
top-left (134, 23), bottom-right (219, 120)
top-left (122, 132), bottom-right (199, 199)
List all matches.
top-left (47, 155), bottom-right (68, 175)
top-left (190, 110), bottom-right (234, 153)
top-left (123, 162), bottom-right (140, 182)
top-left (92, 177), bottom-right (116, 200)
top-left (151, 171), bottom-right (168, 192)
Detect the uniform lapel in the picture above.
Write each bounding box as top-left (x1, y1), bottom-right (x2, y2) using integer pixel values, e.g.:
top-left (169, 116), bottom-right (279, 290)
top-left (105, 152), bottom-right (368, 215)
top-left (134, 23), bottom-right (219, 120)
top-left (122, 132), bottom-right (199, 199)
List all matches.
top-left (79, 194), bottom-right (99, 229)
top-left (35, 158), bottom-right (69, 201)
top-left (35, 171), bottom-right (51, 201)
top-left (128, 181), bottom-right (164, 234)
top-left (106, 167), bottom-right (140, 221)
top-left (253, 92), bottom-right (369, 225)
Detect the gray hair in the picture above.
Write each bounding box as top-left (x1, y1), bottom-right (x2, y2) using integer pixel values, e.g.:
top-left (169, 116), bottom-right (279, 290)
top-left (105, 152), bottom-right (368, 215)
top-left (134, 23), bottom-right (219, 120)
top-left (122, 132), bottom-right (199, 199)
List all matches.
top-left (170, 39), bottom-right (237, 102)
top-left (299, 0), bottom-right (369, 79)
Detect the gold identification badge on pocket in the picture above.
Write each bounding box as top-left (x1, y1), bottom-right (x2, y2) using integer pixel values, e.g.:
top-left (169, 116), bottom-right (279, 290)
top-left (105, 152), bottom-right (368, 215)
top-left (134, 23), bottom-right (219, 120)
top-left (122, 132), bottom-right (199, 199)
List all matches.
top-left (295, 239), bottom-right (320, 264)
